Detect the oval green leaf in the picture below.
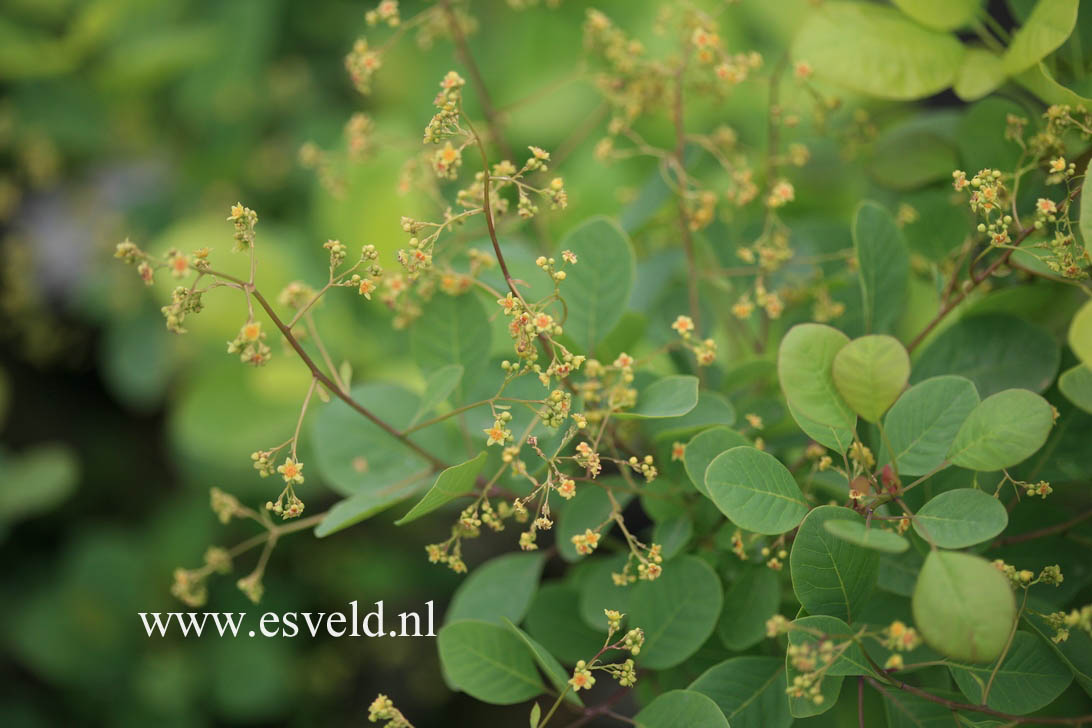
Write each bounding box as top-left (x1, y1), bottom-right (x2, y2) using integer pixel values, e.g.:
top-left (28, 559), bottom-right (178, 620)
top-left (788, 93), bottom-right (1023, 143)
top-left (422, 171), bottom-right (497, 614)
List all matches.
top-left (410, 292), bottom-right (491, 401)
top-left (947, 389), bottom-right (1053, 471)
top-left (633, 689), bottom-right (729, 728)
top-left (832, 335), bottom-right (910, 422)
top-left (615, 375), bottom-right (699, 419)
top-left (790, 506), bottom-right (880, 623)
top-left (629, 555), bottom-right (722, 670)
top-left (445, 551), bottom-right (546, 625)
top-left (949, 631), bottom-right (1073, 714)
top-left (854, 202), bottom-right (910, 334)
top-left (913, 488), bottom-right (1007, 548)
top-left (705, 446), bottom-right (809, 535)
top-left (683, 426), bottom-right (750, 497)
top-left (823, 519), bottom-right (910, 554)
top-left (1059, 364), bottom-right (1092, 414)
top-left (1003, 0), bottom-right (1079, 75)
top-left (912, 314), bottom-right (1060, 397)
top-left (883, 375), bottom-right (980, 476)
top-left (891, 0), bottom-right (982, 30)
top-left (437, 620), bottom-right (545, 705)
top-left (1070, 299), bottom-right (1092, 366)
top-left (689, 656), bottom-right (791, 728)
top-left (558, 216), bottom-right (636, 355)
top-left (778, 323), bottom-right (857, 434)
top-left (912, 550), bottom-right (1016, 663)
top-left (718, 566), bottom-right (782, 651)
top-left (793, 2), bottom-right (964, 100)
top-left (395, 452), bottom-right (487, 525)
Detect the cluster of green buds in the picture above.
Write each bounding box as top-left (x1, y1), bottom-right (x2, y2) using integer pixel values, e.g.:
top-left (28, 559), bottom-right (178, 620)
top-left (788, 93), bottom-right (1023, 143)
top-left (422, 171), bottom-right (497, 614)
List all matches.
top-left (227, 320), bottom-right (271, 366)
top-left (425, 539), bottom-right (467, 574)
top-left (624, 454), bottom-right (657, 483)
top-left (993, 560), bottom-right (1064, 589)
top-left (538, 389), bottom-right (572, 427)
top-left (367, 693), bottom-right (414, 728)
top-left (161, 285), bottom-right (204, 334)
top-left (343, 244), bottom-right (383, 299)
top-left (227, 202), bottom-right (258, 251)
top-left (1045, 604), bottom-right (1092, 644)
top-left (423, 71), bottom-right (466, 144)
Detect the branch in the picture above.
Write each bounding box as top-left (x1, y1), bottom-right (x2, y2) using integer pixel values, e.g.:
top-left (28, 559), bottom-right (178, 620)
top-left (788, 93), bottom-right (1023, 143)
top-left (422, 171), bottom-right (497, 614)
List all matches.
top-left (206, 267), bottom-right (449, 471)
top-left (908, 184), bottom-right (1083, 352)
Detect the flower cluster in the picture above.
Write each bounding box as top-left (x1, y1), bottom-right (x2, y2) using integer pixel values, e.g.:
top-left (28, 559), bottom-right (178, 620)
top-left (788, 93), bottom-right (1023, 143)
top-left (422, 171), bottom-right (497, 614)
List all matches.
top-left (345, 39), bottom-right (382, 94)
top-left (227, 320), bottom-right (271, 366)
top-left (670, 314), bottom-right (717, 365)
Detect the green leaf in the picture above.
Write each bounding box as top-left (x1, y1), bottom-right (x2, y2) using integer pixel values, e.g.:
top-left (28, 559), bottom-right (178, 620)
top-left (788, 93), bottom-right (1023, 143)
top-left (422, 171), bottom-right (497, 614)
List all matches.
top-left (883, 688), bottom-right (974, 727)
top-left (683, 426), bottom-right (750, 497)
top-left (615, 375), bottom-right (699, 419)
top-left (954, 47), bottom-right (1007, 101)
top-left (779, 323), bottom-right (857, 436)
top-left (629, 555), bottom-right (722, 670)
top-left (1003, 0), bottom-right (1079, 75)
top-left (912, 550), bottom-right (1016, 663)
top-left (557, 480), bottom-right (632, 562)
top-left (718, 567), bottom-right (782, 651)
top-left (854, 202), bottom-right (910, 334)
top-left (437, 620), bottom-right (545, 705)
top-left (824, 519), bottom-right (910, 554)
top-left (314, 474), bottom-right (432, 537)
top-left (689, 656), bottom-right (791, 728)
top-left (793, 2), bottom-right (964, 100)
top-left (577, 554), bottom-right (634, 630)
top-left (651, 515), bottom-right (693, 560)
top-left (524, 583), bottom-right (605, 664)
top-left (947, 389), bottom-right (1054, 471)
top-left (395, 452), bottom-right (486, 525)
top-left (788, 615), bottom-right (870, 676)
top-left (445, 552), bottom-right (546, 625)
top-left (705, 446), bottom-right (809, 535)
top-left (1015, 61), bottom-right (1092, 106)
top-left (786, 400), bottom-right (857, 454)
top-left (891, 0), bottom-right (982, 30)
top-left (912, 314), bottom-right (1060, 397)
top-left (410, 293), bottom-right (491, 401)
top-left (790, 506), bottom-right (880, 623)
top-left (644, 391), bottom-right (736, 441)
top-left (501, 619), bottom-right (583, 708)
top-left (948, 631), bottom-right (1072, 714)
top-left (312, 383), bottom-right (447, 496)
top-left (1059, 364), bottom-right (1092, 414)
top-left (913, 488), bottom-right (1007, 548)
top-left (408, 364), bottom-right (464, 428)
top-left (832, 335), bottom-right (910, 422)
top-left (870, 117), bottom-right (960, 190)
top-left (633, 689), bottom-right (729, 728)
top-left (1023, 598), bottom-right (1092, 697)
top-left (1070, 299), bottom-right (1092, 366)
top-left (529, 702), bottom-right (540, 728)
top-left (559, 217), bottom-right (636, 355)
top-left (883, 375), bottom-right (980, 476)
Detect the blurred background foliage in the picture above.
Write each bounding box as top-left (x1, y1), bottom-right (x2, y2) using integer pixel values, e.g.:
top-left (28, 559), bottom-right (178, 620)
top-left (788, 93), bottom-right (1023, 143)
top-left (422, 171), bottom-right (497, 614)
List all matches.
top-left (1, 0), bottom-right (1090, 726)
